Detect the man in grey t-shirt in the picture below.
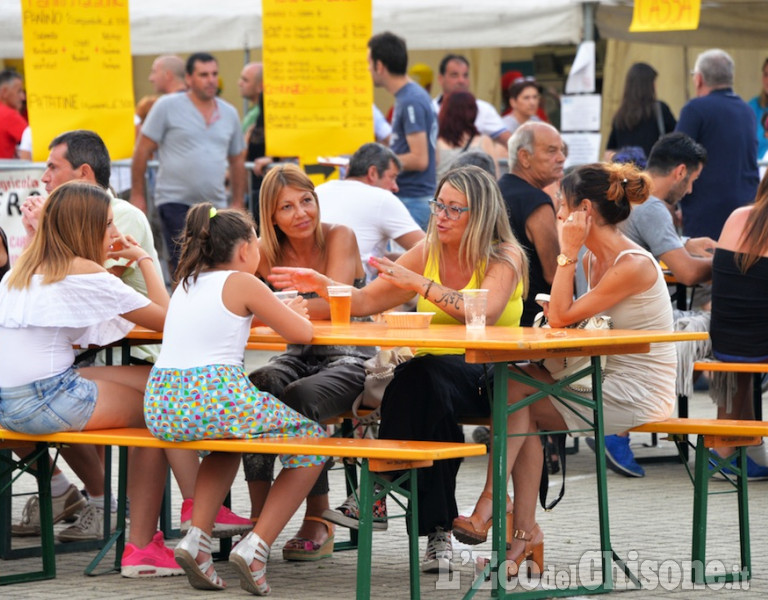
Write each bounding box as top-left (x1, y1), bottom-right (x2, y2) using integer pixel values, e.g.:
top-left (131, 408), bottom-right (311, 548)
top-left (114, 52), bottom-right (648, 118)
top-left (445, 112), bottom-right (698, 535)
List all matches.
top-left (622, 132), bottom-right (713, 286)
top-left (131, 52), bottom-right (245, 272)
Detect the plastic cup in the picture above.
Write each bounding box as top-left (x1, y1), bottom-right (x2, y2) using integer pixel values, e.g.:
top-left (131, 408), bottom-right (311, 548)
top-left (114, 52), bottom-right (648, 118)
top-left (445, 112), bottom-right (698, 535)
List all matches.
top-left (327, 285), bottom-right (353, 326)
top-left (463, 289), bottom-right (488, 331)
top-left (274, 290), bottom-right (299, 302)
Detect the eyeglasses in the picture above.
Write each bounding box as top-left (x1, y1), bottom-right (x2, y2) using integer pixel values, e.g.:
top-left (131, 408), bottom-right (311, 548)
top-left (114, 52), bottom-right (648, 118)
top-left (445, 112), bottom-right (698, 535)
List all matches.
top-left (429, 199), bottom-right (469, 220)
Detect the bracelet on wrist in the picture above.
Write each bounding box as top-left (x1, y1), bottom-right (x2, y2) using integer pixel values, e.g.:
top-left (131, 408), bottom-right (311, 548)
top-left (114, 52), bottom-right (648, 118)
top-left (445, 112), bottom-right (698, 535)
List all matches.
top-left (423, 279), bottom-right (434, 297)
top-left (136, 255), bottom-right (153, 266)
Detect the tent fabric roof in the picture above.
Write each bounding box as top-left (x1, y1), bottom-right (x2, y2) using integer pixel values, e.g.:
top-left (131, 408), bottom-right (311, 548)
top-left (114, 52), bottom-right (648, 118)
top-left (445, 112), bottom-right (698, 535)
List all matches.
top-left (596, 0), bottom-right (768, 48)
top-left (0, 1), bottom-right (583, 58)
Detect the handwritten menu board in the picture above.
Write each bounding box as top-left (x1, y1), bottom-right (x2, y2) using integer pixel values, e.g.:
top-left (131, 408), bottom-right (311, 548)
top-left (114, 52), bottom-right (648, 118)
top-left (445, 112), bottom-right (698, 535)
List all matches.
top-left (21, 0), bottom-right (135, 161)
top-left (262, 0), bottom-right (373, 159)
top-left (630, 0), bottom-right (701, 32)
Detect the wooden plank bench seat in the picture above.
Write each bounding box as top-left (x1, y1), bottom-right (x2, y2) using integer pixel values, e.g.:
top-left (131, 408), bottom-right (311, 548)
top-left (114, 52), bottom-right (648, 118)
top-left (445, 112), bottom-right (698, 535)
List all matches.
top-left (630, 417), bottom-right (768, 585)
top-left (693, 360), bottom-right (767, 421)
top-left (0, 426), bottom-right (484, 599)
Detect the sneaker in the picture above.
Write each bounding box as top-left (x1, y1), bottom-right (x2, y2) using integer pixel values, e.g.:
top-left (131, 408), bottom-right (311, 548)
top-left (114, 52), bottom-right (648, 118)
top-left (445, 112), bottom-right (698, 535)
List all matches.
top-left (121, 531), bottom-right (185, 578)
top-left (586, 435), bottom-right (645, 478)
top-left (322, 488), bottom-right (388, 531)
top-left (57, 503), bottom-right (114, 542)
top-left (472, 426), bottom-right (490, 448)
top-left (180, 499), bottom-right (252, 538)
top-left (12, 484), bottom-right (86, 537)
top-left (715, 455), bottom-right (768, 481)
top-left (421, 527), bottom-right (453, 573)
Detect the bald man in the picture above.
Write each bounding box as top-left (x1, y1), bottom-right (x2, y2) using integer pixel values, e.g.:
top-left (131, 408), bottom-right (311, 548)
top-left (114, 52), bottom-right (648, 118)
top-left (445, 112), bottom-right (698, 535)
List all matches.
top-left (238, 61), bottom-right (273, 221)
top-left (149, 55), bottom-right (186, 95)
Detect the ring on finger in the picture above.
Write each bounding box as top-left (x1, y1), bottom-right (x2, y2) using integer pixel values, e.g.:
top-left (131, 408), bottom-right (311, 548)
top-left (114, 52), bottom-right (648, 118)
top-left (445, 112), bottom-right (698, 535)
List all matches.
top-left (387, 268), bottom-right (394, 275)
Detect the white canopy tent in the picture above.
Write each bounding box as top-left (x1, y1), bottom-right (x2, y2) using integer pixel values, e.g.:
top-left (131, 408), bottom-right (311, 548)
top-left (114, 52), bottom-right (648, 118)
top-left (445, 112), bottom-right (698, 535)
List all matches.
top-left (596, 0), bottom-right (768, 49)
top-left (0, 0), bottom-right (583, 58)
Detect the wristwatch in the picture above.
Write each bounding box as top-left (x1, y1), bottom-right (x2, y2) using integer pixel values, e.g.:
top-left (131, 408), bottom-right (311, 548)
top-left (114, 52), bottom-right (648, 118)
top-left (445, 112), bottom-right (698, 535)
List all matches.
top-left (556, 254), bottom-right (577, 267)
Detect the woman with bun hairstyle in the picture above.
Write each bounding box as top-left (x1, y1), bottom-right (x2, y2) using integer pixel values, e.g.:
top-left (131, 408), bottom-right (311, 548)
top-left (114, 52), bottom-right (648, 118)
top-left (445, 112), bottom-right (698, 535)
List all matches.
top-left (461, 162), bottom-right (677, 579)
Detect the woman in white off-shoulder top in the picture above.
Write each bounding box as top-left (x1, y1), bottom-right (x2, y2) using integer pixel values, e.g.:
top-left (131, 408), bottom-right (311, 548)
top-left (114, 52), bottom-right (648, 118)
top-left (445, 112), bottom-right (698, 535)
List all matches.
top-left (0, 181), bottom-right (181, 576)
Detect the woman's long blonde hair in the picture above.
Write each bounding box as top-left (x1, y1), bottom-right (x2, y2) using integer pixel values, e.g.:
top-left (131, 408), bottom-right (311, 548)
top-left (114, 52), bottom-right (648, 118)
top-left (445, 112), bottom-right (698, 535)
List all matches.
top-left (258, 164), bottom-right (325, 269)
top-left (426, 166), bottom-right (528, 296)
top-left (7, 182), bottom-right (110, 289)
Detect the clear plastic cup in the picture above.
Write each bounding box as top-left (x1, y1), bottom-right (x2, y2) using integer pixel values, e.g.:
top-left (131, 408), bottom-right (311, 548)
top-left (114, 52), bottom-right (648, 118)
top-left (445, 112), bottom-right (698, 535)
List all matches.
top-left (463, 289), bottom-right (488, 331)
top-left (274, 290), bottom-right (299, 302)
top-left (327, 285), bottom-right (353, 326)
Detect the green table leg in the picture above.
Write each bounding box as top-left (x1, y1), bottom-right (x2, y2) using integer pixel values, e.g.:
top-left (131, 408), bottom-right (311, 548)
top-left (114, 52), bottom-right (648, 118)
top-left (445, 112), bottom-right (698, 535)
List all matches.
top-left (407, 467), bottom-right (420, 600)
top-left (36, 442), bottom-right (55, 581)
top-left (356, 460), bottom-right (374, 600)
top-left (85, 446), bottom-right (127, 576)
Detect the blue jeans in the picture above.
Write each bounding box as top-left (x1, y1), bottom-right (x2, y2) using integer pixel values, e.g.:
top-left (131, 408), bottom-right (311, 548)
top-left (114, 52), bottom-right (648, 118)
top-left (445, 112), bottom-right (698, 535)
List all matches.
top-left (397, 194), bottom-right (431, 231)
top-left (0, 368), bottom-right (97, 434)
top-left (157, 202), bottom-right (191, 275)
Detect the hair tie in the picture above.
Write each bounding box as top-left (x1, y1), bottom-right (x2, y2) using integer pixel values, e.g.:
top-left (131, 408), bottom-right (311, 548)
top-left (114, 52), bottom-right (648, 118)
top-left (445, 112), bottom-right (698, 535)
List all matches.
top-left (209, 206), bottom-right (218, 219)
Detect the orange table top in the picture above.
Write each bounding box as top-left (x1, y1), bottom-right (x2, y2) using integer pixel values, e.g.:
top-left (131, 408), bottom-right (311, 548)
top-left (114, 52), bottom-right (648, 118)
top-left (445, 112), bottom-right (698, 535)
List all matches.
top-left (127, 321), bottom-right (708, 363)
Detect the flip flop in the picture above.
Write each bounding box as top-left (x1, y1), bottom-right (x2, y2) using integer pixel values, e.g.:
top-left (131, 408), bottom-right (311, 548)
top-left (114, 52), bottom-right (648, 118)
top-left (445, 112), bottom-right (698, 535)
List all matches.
top-left (281, 516), bottom-right (334, 561)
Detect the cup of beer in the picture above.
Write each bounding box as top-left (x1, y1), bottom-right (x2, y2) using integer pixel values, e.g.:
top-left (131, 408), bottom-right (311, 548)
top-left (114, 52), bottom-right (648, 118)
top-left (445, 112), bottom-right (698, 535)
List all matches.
top-left (327, 285), bottom-right (353, 326)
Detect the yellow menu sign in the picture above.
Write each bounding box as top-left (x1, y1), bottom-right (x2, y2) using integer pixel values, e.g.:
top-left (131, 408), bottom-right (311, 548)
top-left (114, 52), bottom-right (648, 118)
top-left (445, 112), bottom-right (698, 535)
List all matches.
top-left (629, 0), bottom-right (701, 32)
top-left (262, 0), bottom-right (373, 160)
top-left (21, 0), bottom-right (135, 161)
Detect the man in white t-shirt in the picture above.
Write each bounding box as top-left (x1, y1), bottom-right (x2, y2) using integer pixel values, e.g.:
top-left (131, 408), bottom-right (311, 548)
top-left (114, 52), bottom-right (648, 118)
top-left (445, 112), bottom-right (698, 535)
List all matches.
top-left (316, 143), bottom-right (424, 282)
top-left (432, 54), bottom-right (510, 148)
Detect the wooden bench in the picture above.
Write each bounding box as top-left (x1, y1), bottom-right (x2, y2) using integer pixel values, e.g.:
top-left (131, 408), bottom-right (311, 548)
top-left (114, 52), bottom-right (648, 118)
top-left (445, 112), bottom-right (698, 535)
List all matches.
top-left (0, 426), bottom-right (484, 600)
top-left (693, 360), bottom-right (767, 421)
top-left (631, 417), bottom-right (768, 585)
top-left (641, 360), bottom-right (767, 464)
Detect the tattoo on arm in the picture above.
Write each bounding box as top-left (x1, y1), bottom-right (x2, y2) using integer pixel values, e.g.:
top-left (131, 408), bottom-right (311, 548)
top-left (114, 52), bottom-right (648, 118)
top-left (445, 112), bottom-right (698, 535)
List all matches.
top-left (435, 289), bottom-right (462, 309)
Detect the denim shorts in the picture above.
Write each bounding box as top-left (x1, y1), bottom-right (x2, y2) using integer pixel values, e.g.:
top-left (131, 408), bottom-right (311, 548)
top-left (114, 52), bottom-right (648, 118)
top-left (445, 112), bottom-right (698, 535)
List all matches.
top-left (0, 368), bottom-right (98, 434)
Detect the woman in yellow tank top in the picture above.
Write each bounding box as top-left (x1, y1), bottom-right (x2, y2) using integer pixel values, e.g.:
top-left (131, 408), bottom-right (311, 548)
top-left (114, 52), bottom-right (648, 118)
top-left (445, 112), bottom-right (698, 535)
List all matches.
top-left (269, 165), bottom-right (528, 573)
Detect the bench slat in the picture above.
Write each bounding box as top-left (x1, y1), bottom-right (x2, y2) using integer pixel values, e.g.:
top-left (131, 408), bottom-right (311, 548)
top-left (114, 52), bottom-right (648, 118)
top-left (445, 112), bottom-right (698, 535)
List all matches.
top-left (632, 418), bottom-right (768, 437)
top-left (0, 427), bottom-right (485, 461)
top-left (693, 361), bottom-right (768, 374)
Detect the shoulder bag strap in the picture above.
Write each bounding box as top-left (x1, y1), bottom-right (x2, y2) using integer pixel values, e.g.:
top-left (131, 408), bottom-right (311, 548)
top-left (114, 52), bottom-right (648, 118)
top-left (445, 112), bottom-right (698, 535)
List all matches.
top-left (654, 101), bottom-right (665, 139)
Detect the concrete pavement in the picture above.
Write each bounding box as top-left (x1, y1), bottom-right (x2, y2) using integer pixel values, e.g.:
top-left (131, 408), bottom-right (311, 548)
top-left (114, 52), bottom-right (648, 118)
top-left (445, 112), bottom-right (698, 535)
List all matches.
top-left (2, 368), bottom-right (766, 599)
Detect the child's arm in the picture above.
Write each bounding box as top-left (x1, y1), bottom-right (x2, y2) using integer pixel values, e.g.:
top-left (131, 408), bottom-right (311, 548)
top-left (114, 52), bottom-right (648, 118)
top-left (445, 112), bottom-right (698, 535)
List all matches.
top-left (224, 271), bottom-right (313, 344)
top-left (112, 232), bottom-right (169, 331)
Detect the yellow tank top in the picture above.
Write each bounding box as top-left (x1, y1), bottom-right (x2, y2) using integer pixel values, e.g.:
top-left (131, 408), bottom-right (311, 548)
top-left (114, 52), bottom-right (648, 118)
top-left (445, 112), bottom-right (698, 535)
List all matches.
top-left (415, 253), bottom-right (523, 355)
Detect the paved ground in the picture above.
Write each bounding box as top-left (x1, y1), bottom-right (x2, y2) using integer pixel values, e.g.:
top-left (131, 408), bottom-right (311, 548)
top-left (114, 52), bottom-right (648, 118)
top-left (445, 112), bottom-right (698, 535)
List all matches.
top-left (2, 354), bottom-right (766, 599)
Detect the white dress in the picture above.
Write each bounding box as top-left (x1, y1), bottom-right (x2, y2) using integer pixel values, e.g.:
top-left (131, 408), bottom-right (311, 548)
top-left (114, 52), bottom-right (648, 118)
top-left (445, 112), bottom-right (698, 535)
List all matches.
top-left (552, 249), bottom-right (677, 434)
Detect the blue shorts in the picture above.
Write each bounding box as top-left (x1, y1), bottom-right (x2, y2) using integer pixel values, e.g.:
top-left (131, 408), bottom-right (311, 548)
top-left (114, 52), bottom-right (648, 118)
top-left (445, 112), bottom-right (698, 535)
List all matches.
top-left (0, 368), bottom-right (98, 435)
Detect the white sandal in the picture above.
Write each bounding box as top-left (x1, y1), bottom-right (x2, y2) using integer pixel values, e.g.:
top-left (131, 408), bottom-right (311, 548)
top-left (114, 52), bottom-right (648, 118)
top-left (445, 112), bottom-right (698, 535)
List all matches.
top-left (174, 526), bottom-right (226, 590)
top-left (229, 531), bottom-right (271, 596)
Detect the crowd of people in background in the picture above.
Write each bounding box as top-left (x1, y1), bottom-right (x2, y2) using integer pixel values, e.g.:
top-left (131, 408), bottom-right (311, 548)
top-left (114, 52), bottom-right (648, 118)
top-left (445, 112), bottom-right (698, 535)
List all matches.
top-left (3, 35), bottom-right (768, 596)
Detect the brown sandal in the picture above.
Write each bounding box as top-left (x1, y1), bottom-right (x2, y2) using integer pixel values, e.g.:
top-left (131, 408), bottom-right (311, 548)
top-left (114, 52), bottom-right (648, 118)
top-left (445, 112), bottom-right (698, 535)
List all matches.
top-left (505, 522), bottom-right (544, 579)
top-left (281, 516), bottom-right (334, 561)
top-left (452, 491), bottom-right (513, 545)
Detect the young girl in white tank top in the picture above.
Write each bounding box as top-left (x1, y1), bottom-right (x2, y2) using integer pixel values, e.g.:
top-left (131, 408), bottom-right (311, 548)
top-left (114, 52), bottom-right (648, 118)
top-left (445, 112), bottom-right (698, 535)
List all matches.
top-left (144, 203), bottom-right (325, 595)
